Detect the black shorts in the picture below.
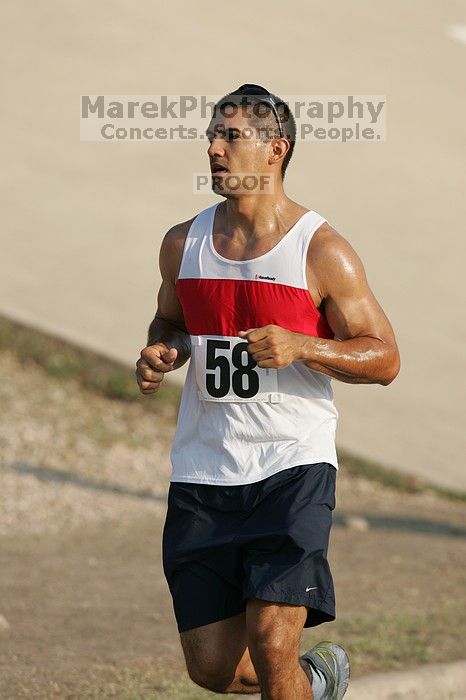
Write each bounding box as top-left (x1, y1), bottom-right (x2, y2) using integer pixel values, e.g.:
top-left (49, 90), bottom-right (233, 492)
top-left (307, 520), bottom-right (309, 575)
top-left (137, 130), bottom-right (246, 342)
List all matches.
top-left (162, 462), bottom-right (337, 633)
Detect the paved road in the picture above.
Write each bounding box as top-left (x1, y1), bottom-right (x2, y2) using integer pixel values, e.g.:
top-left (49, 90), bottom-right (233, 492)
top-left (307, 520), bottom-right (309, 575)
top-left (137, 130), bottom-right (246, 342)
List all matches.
top-left (1, 0), bottom-right (465, 489)
top-left (248, 660), bottom-right (466, 699)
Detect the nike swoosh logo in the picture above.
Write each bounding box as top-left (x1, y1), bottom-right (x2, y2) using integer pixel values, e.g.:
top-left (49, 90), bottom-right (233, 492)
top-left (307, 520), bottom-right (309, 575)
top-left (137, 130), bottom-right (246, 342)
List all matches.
top-left (306, 586), bottom-right (318, 592)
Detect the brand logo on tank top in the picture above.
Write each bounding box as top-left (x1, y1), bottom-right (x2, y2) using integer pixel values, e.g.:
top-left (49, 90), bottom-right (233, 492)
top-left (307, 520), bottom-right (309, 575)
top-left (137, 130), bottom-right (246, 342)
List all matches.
top-left (255, 274), bottom-right (276, 281)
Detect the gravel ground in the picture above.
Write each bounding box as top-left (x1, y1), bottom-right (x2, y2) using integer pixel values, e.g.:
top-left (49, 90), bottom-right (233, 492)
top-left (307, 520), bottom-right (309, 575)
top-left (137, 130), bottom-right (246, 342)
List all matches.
top-left (0, 349), bottom-right (171, 536)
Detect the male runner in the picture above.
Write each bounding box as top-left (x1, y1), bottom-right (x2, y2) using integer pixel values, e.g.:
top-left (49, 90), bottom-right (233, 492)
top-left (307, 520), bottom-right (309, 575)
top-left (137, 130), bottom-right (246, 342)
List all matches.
top-left (136, 84), bottom-right (400, 699)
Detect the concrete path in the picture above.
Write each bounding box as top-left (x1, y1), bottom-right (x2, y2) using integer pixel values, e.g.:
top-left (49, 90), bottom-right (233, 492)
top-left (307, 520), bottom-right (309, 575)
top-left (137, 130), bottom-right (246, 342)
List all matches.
top-left (346, 659), bottom-right (466, 700)
top-left (247, 660), bottom-right (466, 699)
top-left (1, 1), bottom-right (465, 489)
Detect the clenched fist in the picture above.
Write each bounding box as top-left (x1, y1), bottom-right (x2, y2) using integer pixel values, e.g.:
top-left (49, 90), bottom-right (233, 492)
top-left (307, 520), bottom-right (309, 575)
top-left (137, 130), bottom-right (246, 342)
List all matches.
top-left (237, 324), bottom-right (307, 369)
top-left (135, 343), bottom-right (178, 394)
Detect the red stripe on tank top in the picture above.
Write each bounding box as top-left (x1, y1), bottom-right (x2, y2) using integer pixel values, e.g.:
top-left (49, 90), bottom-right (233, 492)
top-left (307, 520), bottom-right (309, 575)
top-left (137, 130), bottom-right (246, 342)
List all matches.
top-left (175, 278), bottom-right (334, 338)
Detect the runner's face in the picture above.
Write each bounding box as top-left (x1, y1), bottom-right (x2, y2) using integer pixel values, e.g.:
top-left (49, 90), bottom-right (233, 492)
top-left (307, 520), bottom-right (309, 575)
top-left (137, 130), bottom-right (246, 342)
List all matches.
top-left (206, 110), bottom-right (273, 197)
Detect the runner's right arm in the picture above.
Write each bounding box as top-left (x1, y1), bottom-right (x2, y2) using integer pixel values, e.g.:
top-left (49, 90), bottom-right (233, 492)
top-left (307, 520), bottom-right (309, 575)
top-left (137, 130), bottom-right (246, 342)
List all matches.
top-left (135, 221), bottom-right (193, 395)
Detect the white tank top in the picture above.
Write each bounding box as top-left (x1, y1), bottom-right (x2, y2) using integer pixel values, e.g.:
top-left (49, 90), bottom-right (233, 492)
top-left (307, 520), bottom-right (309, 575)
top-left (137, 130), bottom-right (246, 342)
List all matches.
top-left (169, 202), bottom-right (339, 485)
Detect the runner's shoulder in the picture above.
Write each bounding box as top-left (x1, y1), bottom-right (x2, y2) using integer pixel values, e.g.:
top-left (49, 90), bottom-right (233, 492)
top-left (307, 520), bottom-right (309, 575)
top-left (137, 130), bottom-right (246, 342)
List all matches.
top-left (306, 219), bottom-right (367, 300)
top-left (161, 216), bottom-right (196, 255)
top-left (158, 217), bottom-right (196, 282)
top-left (308, 219), bottom-right (362, 269)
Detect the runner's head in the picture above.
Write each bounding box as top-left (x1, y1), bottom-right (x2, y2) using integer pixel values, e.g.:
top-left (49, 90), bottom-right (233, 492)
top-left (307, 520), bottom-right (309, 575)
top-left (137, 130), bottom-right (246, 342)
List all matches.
top-left (207, 84), bottom-right (296, 197)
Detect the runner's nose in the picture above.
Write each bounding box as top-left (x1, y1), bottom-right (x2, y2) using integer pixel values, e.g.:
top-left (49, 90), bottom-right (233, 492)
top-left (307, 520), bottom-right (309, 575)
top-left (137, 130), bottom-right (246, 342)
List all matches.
top-left (207, 136), bottom-right (226, 159)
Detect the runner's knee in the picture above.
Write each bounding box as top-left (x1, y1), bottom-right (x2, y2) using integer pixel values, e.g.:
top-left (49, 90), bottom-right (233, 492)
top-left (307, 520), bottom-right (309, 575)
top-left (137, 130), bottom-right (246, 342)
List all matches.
top-left (187, 665), bottom-right (234, 693)
top-left (180, 632), bottom-right (240, 692)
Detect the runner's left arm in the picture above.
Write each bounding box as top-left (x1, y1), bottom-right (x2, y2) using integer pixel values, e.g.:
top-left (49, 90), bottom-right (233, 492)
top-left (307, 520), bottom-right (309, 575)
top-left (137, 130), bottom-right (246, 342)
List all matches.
top-left (298, 225), bottom-right (400, 384)
top-left (239, 225), bottom-right (400, 385)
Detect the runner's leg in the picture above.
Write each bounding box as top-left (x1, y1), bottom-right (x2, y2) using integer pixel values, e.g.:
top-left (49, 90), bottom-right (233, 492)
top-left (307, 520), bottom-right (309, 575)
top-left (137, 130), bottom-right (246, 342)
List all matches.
top-left (246, 598), bottom-right (313, 700)
top-left (179, 610), bottom-right (261, 694)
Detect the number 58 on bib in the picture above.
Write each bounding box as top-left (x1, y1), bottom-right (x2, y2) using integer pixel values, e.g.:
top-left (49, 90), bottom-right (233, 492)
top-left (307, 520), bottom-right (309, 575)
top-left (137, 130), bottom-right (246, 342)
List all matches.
top-left (191, 335), bottom-right (282, 403)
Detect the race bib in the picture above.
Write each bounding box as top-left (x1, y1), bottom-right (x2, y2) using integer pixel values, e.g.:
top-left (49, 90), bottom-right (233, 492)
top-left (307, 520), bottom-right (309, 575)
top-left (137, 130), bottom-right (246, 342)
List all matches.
top-left (191, 335), bottom-right (282, 403)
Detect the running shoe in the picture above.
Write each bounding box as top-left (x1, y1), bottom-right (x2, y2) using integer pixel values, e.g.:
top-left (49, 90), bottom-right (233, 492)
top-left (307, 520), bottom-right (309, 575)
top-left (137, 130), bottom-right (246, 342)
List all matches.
top-left (300, 640), bottom-right (350, 699)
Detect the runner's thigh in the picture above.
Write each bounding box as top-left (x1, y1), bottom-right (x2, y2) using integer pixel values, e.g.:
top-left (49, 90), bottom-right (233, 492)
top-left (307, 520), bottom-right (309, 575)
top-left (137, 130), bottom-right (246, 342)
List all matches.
top-left (179, 611), bottom-right (248, 685)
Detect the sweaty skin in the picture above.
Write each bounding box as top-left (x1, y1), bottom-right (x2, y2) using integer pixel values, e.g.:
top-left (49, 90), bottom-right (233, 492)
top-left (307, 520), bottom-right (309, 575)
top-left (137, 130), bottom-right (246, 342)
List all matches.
top-left (136, 212), bottom-right (400, 393)
top-left (237, 220), bottom-right (400, 385)
top-left (136, 109), bottom-right (400, 394)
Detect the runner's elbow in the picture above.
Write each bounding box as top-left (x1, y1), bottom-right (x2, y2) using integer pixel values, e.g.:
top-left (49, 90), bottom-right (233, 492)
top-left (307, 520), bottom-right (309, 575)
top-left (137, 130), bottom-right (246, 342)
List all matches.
top-left (378, 349), bottom-right (401, 385)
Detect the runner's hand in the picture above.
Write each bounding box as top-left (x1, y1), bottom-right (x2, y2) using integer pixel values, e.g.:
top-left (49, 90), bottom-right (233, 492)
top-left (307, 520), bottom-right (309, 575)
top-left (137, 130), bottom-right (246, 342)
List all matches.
top-left (135, 344), bottom-right (178, 394)
top-left (238, 325), bottom-right (305, 369)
